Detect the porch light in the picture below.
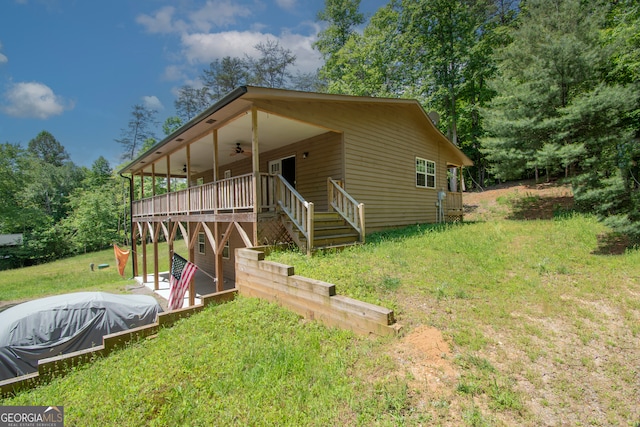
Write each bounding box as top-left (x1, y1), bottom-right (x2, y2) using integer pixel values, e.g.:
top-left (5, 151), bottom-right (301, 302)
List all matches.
top-left (303, 152), bottom-right (309, 159)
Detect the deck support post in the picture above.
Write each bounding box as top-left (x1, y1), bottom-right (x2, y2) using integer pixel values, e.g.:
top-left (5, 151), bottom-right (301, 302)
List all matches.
top-left (215, 222), bottom-right (224, 292)
top-left (153, 222), bottom-right (160, 291)
top-left (188, 222), bottom-right (195, 307)
top-left (251, 107), bottom-right (260, 246)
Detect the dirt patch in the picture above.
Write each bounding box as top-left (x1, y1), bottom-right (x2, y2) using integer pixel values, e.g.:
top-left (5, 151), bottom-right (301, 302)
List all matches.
top-left (464, 180), bottom-right (574, 222)
top-left (393, 325), bottom-right (458, 393)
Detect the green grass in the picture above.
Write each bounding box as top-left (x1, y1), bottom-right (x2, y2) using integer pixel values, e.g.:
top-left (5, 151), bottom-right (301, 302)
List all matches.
top-left (1, 198), bottom-right (639, 425)
top-left (0, 243), bottom-right (173, 303)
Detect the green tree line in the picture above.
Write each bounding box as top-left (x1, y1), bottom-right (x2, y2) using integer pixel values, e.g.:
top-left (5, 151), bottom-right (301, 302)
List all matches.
top-left (3, 0), bottom-right (637, 270)
top-left (0, 131), bottom-right (126, 269)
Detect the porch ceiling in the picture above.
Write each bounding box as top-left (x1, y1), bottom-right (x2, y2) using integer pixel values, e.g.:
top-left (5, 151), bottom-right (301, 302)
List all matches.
top-left (132, 109), bottom-right (329, 177)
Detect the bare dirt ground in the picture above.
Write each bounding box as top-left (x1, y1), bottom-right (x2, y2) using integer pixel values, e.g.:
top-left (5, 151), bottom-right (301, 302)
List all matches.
top-left (387, 180), bottom-right (640, 426)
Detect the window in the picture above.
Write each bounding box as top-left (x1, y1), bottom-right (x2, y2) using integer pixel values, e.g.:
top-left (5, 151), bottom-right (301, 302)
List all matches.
top-left (197, 232), bottom-right (205, 255)
top-left (224, 170), bottom-right (231, 179)
top-left (416, 157), bottom-right (436, 189)
top-left (222, 235), bottom-right (230, 259)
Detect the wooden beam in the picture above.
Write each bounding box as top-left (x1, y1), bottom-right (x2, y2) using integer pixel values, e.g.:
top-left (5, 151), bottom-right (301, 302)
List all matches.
top-left (200, 222), bottom-right (217, 255)
top-left (153, 222), bottom-right (160, 290)
top-left (212, 129), bottom-right (218, 182)
top-left (177, 221), bottom-right (190, 251)
top-left (251, 106), bottom-right (259, 246)
top-left (233, 222), bottom-right (253, 248)
top-left (188, 222), bottom-right (195, 307)
top-left (217, 222), bottom-right (234, 254)
top-left (215, 222), bottom-right (223, 292)
top-left (189, 222), bottom-right (203, 250)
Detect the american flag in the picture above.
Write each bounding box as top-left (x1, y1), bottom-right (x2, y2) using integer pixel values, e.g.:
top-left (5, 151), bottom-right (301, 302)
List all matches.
top-left (167, 254), bottom-right (198, 310)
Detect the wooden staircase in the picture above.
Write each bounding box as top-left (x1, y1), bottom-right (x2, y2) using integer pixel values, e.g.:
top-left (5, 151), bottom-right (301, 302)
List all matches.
top-left (288, 211), bottom-right (360, 252)
top-left (275, 175), bottom-right (365, 255)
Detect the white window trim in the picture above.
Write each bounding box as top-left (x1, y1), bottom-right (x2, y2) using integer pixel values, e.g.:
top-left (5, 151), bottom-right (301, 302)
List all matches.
top-left (416, 157), bottom-right (436, 189)
top-left (221, 234), bottom-right (230, 259)
top-left (197, 232), bottom-right (206, 255)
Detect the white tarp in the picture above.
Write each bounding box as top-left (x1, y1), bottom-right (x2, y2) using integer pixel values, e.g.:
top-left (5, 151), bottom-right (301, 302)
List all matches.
top-left (0, 292), bottom-right (161, 381)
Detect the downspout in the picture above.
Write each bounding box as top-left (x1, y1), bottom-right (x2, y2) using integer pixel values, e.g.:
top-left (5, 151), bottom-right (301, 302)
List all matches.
top-left (119, 172), bottom-right (135, 279)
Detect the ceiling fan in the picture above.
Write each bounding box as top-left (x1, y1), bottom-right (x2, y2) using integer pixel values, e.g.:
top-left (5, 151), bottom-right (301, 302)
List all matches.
top-left (230, 142), bottom-right (251, 157)
top-left (182, 164), bottom-right (201, 174)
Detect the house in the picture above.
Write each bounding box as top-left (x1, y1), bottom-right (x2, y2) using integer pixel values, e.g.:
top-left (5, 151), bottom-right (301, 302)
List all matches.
top-left (119, 86), bottom-right (472, 295)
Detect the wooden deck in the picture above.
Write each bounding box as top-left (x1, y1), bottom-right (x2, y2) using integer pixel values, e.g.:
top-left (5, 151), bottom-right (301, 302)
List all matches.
top-left (132, 173), bottom-right (276, 218)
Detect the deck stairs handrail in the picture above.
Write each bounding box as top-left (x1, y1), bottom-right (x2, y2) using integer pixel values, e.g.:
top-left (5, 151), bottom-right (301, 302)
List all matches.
top-left (274, 175), bottom-right (314, 252)
top-left (327, 178), bottom-right (365, 243)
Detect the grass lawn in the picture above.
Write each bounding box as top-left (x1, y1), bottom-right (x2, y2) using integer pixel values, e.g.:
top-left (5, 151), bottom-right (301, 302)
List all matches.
top-left (1, 181), bottom-right (639, 426)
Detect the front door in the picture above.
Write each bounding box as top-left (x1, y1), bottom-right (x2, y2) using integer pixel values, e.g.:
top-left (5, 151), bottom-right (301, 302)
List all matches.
top-left (269, 156), bottom-right (296, 188)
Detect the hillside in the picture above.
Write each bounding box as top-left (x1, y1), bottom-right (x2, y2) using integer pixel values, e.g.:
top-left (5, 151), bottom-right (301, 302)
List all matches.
top-left (1, 181), bottom-right (638, 426)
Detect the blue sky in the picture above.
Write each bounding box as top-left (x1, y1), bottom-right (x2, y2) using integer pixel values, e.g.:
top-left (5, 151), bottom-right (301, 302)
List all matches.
top-left (0, 0), bottom-right (386, 168)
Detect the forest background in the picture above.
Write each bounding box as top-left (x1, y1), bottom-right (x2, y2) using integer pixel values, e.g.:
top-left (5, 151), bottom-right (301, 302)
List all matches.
top-left (0, 0), bottom-right (638, 268)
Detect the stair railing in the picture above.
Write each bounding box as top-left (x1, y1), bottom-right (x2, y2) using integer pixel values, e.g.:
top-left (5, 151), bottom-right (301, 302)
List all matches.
top-left (275, 175), bottom-right (314, 253)
top-left (327, 178), bottom-right (365, 243)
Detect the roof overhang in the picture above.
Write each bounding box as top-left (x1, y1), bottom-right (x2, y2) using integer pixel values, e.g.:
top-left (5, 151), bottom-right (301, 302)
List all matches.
top-left (119, 86), bottom-right (473, 176)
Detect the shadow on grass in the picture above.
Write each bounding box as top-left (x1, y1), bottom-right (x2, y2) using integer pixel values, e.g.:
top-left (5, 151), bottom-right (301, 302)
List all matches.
top-left (591, 233), bottom-right (632, 255)
top-left (506, 195), bottom-right (575, 220)
top-left (367, 221), bottom-right (471, 244)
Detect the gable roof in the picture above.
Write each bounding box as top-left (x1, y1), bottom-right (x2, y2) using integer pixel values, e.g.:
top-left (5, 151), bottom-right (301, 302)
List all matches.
top-left (119, 86), bottom-right (472, 175)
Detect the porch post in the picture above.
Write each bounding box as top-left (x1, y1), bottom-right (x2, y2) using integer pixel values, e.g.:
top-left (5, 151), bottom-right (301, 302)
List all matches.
top-left (129, 173), bottom-right (138, 277)
top-left (153, 222), bottom-right (160, 291)
top-left (215, 222), bottom-right (224, 292)
top-left (186, 144), bottom-right (191, 213)
top-left (251, 107), bottom-right (260, 245)
top-left (141, 222), bottom-right (148, 284)
top-left (212, 129), bottom-right (219, 182)
top-left (166, 156), bottom-right (171, 214)
top-left (188, 222), bottom-right (196, 307)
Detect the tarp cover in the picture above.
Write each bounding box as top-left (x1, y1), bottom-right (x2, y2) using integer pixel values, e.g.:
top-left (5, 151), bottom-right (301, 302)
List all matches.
top-left (0, 292), bottom-right (162, 381)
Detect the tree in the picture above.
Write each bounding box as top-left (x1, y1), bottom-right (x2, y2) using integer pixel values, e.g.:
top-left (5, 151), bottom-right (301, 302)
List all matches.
top-left (88, 156), bottom-right (112, 187)
top-left (482, 0), bottom-right (640, 240)
top-left (174, 85), bottom-right (210, 122)
top-left (247, 39), bottom-right (296, 88)
top-left (482, 0), bottom-right (608, 180)
top-left (163, 116), bottom-right (183, 135)
top-left (0, 143), bottom-right (25, 233)
top-left (116, 104), bottom-right (158, 161)
top-left (65, 181), bottom-right (121, 253)
top-left (27, 130), bottom-right (69, 167)
top-left (201, 57), bottom-right (249, 101)
top-left (314, 0), bottom-right (365, 84)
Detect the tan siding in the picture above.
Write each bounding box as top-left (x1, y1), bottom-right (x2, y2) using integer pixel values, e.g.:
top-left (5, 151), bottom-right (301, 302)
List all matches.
top-left (194, 132), bottom-right (342, 211)
top-left (252, 99), bottom-right (458, 230)
top-left (191, 221), bottom-right (255, 284)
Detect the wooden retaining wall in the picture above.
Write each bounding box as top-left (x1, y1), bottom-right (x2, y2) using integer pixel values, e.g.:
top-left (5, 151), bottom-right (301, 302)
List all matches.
top-left (235, 248), bottom-right (400, 336)
top-left (0, 289), bottom-right (237, 397)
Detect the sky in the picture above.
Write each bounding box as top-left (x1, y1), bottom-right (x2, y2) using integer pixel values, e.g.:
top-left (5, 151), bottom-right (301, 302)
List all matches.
top-left (0, 0), bottom-right (386, 169)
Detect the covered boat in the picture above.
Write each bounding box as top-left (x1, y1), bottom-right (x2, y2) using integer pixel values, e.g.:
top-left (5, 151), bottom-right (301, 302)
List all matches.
top-left (0, 292), bottom-right (161, 380)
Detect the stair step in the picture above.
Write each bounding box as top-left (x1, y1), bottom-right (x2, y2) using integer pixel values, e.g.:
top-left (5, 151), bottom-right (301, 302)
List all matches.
top-left (314, 225), bottom-right (355, 237)
top-left (312, 234), bottom-right (359, 247)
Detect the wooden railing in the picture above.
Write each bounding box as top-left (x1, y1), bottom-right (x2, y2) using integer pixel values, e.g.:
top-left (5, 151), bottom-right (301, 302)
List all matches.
top-left (446, 191), bottom-right (463, 215)
top-left (327, 178), bottom-right (365, 243)
top-left (132, 173), bottom-right (259, 217)
top-left (274, 175), bottom-right (314, 253)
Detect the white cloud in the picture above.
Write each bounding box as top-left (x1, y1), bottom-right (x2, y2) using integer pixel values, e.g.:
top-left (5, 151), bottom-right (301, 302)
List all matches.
top-left (162, 64), bottom-right (187, 82)
top-left (2, 82), bottom-right (72, 119)
top-left (138, 1), bottom-right (251, 35)
top-left (275, 0), bottom-right (297, 11)
top-left (136, 6), bottom-right (187, 34)
top-left (180, 30), bottom-right (322, 73)
top-left (142, 95), bottom-right (164, 111)
top-left (0, 41), bottom-right (7, 64)
top-left (188, 0), bottom-right (252, 32)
